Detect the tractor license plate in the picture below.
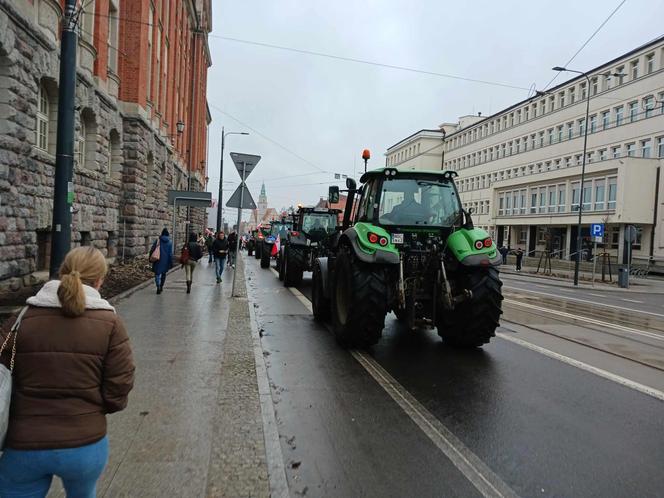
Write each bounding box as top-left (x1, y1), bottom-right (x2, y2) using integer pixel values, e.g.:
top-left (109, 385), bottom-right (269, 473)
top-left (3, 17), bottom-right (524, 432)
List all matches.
top-left (391, 233), bottom-right (404, 244)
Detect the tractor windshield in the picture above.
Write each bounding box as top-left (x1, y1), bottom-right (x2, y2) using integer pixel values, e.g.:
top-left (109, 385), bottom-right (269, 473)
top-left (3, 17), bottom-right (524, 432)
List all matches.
top-left (378, 178), bottom-right (461, 227)
top-left (302, 213), bottom-right (336, 234)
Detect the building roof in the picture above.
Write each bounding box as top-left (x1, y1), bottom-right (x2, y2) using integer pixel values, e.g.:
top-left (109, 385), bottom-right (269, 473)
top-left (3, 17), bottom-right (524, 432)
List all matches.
top-left (386, 129), bottom-right (445, 153)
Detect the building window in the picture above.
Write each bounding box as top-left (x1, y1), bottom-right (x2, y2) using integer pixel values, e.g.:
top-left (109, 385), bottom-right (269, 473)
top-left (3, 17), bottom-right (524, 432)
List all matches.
top-left (616, 66), bottom-right (625, 85)
top-left (626, 143), bottom-right (635, 157)
top-left (615, 106), bottom-right (623, 126)
top-left (601, 110), bottom-right (610, 129)
top-left (630, 59), bottom-right (639, 80)
top-left (538, 187), bottom-right (546, 213)
top-left (530, 134), bottom-right (536, 149)
top-left (538, 131), bottom-right (544, 147)
top-left (75, 119), bottom-right (86, 168)
top-left (659, 92), bottom-right (664, 114)
top-left (108, 0), bottom-right (119, 73)
top-left (628, 101), bottom-right (638, 122)
top-left (611, 146), bottom-right (621, 159)
top-left (594, 180), bottom-right (605, 210)
top-left (607, 178), bottom-right (617, 209)
top-left (548, 188), bottom-right (556, 213)
top-left (146, 4), bottom-right (154, 102)
top-left (557, 185), bottom-right (566, 213)
top-left (567, 122), bottom-right (574, 140)
top-left (524, 107), bottom-right (530, 120)
top-left (644, 96), bottom-right (654, 118)
top-left (557, 126), bottom-right (563, 142)
top-left (658, 137), bottom-right (664, 158)
top-left (530, 190), bottom-right (537, 214)
top-left (641, 139), bottom-right (651, 158)
top-left (588, 115), bottom-right (596, 134)
top-left (580, 82), bottom-right (587, 100)
top-left (549, 95), bottom-right (556, 111)
top-left (547, 128), bottom-right (554, 145)
top-left (582, 181), bottom-right (591, 212)
top-left (79, 0), bottom-right (95, 43)
top-left (532, 103), bottom-right (537, 118)
top-left (571, 182), bottom-right (580, 211)
top-left (559, 91), bottom-right (565, 107)
top-left (578, 118), bottom-right (585, 136)
top-left (519, 189), bottom-right (526, 214)
top-left (109, 129), bottom-right (123, 180)
top-left (646, 53), bottom-right (654, 74)
top-left (569, 88), bottom-right (575, 104)
top-left (599, 149), bottom-right (607, 161)
top-left (564, 157), bottom-right (571, 167)
top-left (36, 84), bottom-right (49, 151)
top-left (516, 110), bottom-right (521, 123)
top-left (591, 78), bottom-right (598, 96)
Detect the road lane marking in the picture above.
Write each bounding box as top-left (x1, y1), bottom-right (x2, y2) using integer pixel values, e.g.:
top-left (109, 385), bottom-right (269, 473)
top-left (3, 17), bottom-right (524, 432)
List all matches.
top-left (504, 299), bottom-right (664, 342)
top-left (503, 286), bottom-right (664, 319)
top-left (497, 333), bottom-right (664, 403)
top-left (351, 350), bottom-right (518, 498)
top-left (621, 298), bottom-right (643, 303)
top-left (281, 280), bottom-right (517, 497)
top-left (588, 293), bottom-right (604, 297)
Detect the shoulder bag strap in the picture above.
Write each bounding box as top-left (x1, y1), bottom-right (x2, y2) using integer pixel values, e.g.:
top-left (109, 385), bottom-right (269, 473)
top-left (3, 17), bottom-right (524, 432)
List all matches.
top-left (0, 306), bottom-right (28, 372)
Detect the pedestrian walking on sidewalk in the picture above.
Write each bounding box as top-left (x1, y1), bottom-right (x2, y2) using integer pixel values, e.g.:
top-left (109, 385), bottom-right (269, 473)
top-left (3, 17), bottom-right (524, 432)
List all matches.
top-left (0, 246), bottom-right (135, 498)
top-left (150, 228), bottom-right (173, 294)
top-left (181, 232), bottom-right (203, 294)
top-left (515, 248), bottom-right (524, 272)
top-left (499, 245), bottom-right (509, 265)
top-left (227, 231), bottom-right (237, 268)
top-left (212, 231), bottom-right (229, 283)
top-left (205, 232), bottom-right (215, 263)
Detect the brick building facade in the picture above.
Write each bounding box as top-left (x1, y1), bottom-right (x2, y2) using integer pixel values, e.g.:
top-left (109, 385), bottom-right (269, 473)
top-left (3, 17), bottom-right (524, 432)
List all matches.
top-left (0, 0), bottom-right (212, 292)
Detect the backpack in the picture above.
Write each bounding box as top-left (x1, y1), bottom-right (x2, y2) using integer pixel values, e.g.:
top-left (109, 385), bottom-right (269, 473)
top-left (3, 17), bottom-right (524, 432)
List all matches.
top-left (179, 244), bottom-right (191, 265)
top-left (149, 240), bottom-right (161, 263)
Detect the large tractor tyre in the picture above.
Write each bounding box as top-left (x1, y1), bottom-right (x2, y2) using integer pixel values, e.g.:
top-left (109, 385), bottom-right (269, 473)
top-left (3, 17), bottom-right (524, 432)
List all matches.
top-left (331, 248), bottom-right (388, 348)
top-left (277, 248), bottom-right (285, 281)
top-left (283, 246), bottom-right (304, 287)
top-left (312, 261), bottom-right (330, 322)
top-left (260, 244), bottom-right (271, 268)
top-left (255, 244), bottom-right (262, 260)
top-left (437, 267), bottom-right (503, 348)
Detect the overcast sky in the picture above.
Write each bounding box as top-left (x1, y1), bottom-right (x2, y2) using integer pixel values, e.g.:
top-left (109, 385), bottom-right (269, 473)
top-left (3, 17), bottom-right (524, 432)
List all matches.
top-left (204, 0), bottom-right (664, 225)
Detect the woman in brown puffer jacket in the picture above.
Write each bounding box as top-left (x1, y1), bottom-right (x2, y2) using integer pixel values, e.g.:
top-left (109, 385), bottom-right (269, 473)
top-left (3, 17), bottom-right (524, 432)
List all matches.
top-left (0, 246), bottom-right (135, 498)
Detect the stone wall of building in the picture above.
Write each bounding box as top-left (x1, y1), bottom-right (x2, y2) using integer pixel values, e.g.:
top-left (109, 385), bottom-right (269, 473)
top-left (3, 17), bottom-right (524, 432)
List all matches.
top-left (0, 1), bottom-right (205, 293)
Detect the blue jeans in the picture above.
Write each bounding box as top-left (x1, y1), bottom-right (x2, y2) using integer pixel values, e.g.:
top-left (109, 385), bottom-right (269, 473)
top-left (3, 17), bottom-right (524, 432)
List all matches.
top-left (0, 436), bottom-right (109, 498)
top-left (215, 257), bottom-right (226, 279)
top-left (155, 272), bottom-right (167, 288)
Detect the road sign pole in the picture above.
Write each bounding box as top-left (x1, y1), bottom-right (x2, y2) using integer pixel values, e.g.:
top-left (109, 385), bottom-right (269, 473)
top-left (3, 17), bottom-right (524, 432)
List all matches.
top-left (592, 240), bottom-right (597, 287)
top-left (231, 162), bottom-right (246, 297)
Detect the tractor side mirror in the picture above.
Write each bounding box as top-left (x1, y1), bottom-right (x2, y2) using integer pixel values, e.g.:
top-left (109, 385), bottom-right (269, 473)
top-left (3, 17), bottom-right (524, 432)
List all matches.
top-left (328, 186), bottom-right (340, 204)
top-left (346, 177), bottom-right (357, 190)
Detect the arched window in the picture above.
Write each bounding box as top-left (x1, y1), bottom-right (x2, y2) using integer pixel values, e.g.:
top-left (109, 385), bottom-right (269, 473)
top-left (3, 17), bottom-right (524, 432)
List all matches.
top-left (75, 119), bottom-right (86, 168)
top-left (36, 84), bottom-right (49, 151)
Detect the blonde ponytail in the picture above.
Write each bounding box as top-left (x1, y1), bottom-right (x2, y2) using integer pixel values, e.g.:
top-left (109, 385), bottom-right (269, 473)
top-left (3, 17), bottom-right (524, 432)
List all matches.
top-left (58, 247), bottom-right (108, 317)
top-left (58, 270), bottom-right (86, 317)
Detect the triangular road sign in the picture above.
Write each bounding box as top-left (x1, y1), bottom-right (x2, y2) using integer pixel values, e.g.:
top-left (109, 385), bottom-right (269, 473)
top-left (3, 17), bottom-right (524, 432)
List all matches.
top-left (226, 184), bottom-right (257, 209)
top-left (230, 153), bottom-right (261, 180)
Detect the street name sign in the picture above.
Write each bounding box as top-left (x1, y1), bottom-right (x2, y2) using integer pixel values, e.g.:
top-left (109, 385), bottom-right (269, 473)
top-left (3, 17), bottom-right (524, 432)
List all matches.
top-left (167, 190), bottom-right (212, 208)
top-left (226, 184), bottom-right (256, 209)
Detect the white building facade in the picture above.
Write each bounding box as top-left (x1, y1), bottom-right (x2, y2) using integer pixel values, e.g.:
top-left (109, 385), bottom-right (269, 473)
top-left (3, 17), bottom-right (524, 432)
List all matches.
top-left (386, 36), bottom-right (664, 269)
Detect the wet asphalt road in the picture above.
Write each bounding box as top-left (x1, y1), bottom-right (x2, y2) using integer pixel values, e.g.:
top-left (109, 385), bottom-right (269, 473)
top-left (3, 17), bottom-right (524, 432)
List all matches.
top-left (246, 258), bottom-right (664, 498)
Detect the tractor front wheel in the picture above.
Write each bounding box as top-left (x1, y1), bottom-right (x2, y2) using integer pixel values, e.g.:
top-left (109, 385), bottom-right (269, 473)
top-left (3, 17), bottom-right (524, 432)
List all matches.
top-left (260, 244), bottom-right (271, 268)
top-left (437, 267), bottom-right (503, 348)
top-left (254, 244), bottom-right (261, 259)
top-left (312, 260), bottom-right (330, 321)
top-left (277, 248), bottom-right (285, 280)
top-left (283, 246), bottom-right (304, 287)
top-left (331, 248), bottom-right (388, 348)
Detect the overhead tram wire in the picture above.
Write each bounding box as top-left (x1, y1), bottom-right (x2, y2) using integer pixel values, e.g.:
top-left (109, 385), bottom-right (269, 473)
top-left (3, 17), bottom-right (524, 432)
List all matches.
top-left (83, 11), bottom-right (532, 93)
top-left (542, 0), bottom-right (627, 91)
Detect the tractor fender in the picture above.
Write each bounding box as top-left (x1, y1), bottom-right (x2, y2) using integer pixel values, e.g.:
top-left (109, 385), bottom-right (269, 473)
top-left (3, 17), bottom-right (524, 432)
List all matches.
top-left (460, 252), bottom-right (503, 267)
top-left (342, 230), bottom-right (399, 265)
top-left (315, 257), bottom-right (330, 299)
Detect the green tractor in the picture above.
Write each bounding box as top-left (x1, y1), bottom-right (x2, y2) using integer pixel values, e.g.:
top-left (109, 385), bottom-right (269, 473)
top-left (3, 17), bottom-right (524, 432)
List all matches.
top-left (312, 167), bottom-right (503, 348)
top-left (254, 224), bottom-right (272, 260)
top-left (278, 206), bottom-right (342, 286)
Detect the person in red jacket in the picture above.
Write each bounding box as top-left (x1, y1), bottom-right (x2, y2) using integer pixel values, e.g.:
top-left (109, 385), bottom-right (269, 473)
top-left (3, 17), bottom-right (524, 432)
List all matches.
top-left (0, 246), bottom-right (135, 498)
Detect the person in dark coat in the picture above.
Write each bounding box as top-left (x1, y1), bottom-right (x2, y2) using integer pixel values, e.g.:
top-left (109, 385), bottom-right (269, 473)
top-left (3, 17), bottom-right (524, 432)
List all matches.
top-left (515, 248), bottom-right (524, 271)
top-left (211, 232), bottom-right (229, 283)
top-left (227, 231), bottom-right (238, 267)
top-left (183, 232), bottom-right (203, 294)
top-left (150, 228), bottom-right (173, 294)
top-left (499, 245), bottom-right (509, 265)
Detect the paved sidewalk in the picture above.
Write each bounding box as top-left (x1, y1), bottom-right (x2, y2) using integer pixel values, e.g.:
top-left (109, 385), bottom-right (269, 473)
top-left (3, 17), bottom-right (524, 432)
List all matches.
top-left (46, 256), bottom-right (272, 498)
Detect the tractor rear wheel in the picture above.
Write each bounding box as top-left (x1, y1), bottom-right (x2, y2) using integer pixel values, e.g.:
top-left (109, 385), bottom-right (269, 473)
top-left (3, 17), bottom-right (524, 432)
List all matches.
top-left (260, 244), bottom-right (271, 268)
top-left (277, 248), bottom-right (285, 280)
top-left (255, 244), bottom-right (261, 259)
top-left (283, 246), bottom-right (304, 287)
top-left (437, 267), bottom-right (503, 348)
top-left (331, 248), bottom-right (388, 348)
top-left (312, 260), bottom-right (330, 321)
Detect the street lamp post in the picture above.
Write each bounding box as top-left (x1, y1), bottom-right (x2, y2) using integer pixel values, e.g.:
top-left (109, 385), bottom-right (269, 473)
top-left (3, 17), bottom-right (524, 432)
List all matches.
top-left (216, 127), bottom-right (249, 232)
top-left (552, 67), bottom-right (623, 286)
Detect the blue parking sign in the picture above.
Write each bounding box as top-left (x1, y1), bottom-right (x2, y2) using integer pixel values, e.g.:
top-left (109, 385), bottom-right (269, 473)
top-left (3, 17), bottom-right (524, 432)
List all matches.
top-left (590, 223), bottom-right (604, 237)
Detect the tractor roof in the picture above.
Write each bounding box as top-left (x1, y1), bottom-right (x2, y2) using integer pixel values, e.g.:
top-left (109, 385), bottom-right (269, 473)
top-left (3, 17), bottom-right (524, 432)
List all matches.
top-left (359, 167), bottom-right (458, 184)
top-left (298, 206), bottom-right (342, 214)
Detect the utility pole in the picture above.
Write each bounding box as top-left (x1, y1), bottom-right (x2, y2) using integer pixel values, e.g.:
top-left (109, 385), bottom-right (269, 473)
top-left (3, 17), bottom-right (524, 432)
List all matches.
top-left (216, 127), bottom-right (225, 232)
top-left (49, 0), bottom-right (78, 277)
